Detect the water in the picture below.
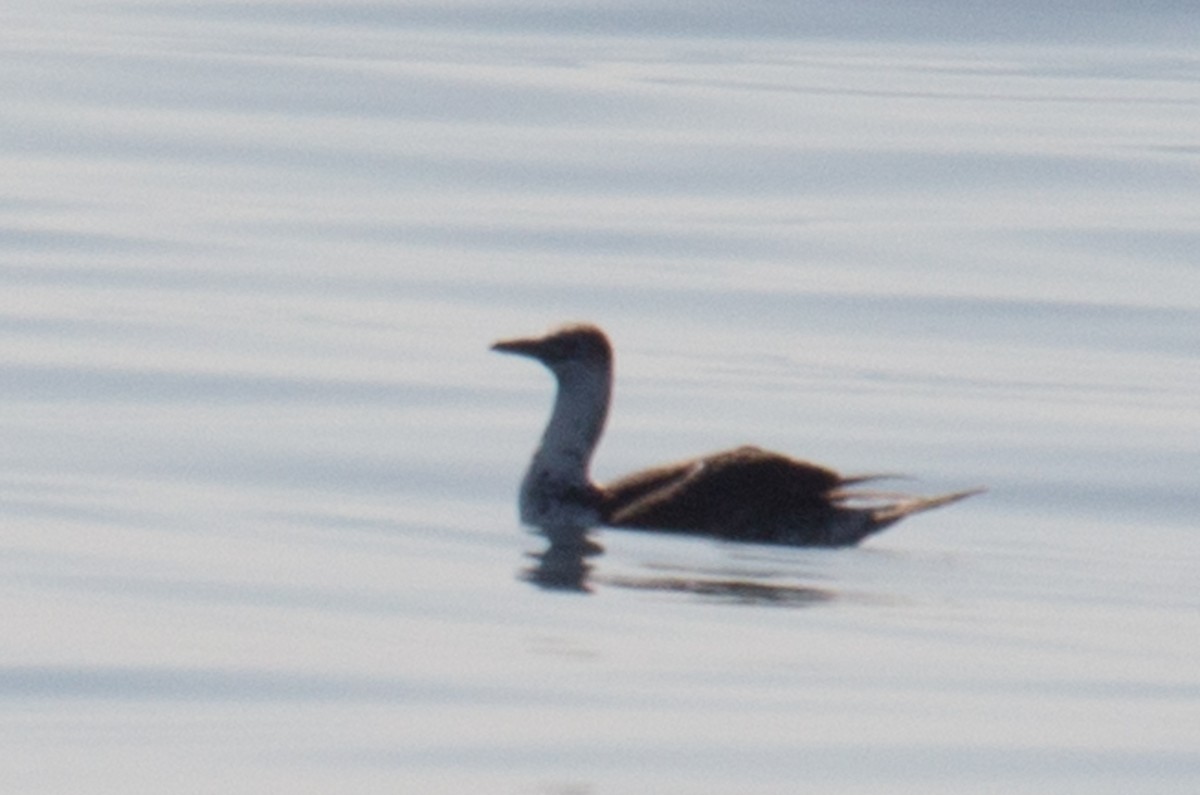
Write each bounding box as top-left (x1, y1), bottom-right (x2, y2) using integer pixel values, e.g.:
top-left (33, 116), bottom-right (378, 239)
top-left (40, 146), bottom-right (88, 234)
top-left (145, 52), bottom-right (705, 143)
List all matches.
top-left (2, 2), bottom-right (1199, 791)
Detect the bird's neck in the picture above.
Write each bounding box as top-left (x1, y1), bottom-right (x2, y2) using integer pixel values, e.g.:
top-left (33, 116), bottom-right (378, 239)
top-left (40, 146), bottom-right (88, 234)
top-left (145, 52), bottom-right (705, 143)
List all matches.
top-left (518, 363), bottom-right (611, 528)
top-left (530, 365), bottom-right (611, 487)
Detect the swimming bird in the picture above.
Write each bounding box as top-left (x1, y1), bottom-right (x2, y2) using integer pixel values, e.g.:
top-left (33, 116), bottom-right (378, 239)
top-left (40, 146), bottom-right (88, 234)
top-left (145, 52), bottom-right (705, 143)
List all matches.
top-left (493, 323), bottom-right (982, 547)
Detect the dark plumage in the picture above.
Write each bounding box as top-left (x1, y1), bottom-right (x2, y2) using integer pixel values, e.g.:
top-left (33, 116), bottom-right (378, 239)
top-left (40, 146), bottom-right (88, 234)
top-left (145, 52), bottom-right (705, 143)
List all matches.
top-left (493, 323), bottom-right (981, 546)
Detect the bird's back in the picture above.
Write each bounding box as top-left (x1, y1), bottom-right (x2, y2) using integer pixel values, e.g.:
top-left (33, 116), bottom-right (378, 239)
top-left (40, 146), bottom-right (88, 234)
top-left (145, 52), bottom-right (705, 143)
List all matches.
top-left (602, 445), bottom-right (847, 543)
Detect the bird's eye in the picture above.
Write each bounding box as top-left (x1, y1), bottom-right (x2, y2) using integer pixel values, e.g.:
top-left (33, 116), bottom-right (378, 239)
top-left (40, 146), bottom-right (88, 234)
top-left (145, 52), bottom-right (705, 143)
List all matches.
top-left (554, 337), bottom-right (580, 359)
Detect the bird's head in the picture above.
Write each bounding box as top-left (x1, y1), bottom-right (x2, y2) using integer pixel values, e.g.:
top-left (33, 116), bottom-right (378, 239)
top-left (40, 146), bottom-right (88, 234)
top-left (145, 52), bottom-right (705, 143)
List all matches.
top-left (492, 323), bottom-right (613, 380)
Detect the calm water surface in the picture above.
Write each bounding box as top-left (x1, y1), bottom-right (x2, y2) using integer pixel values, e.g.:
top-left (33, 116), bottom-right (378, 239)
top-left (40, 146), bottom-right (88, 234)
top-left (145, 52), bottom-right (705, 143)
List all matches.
top-left (2, 2), bottom-right (1199, 792)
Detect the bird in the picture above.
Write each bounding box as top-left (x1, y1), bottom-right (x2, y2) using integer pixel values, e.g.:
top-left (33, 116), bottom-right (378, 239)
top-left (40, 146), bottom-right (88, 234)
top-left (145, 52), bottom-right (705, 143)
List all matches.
top-left (492, 323), bottom-right (982, 547)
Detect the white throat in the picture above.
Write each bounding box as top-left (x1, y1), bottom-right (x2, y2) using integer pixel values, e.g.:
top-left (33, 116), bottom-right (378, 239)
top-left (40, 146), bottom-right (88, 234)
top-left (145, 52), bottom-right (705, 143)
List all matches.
top-left (519, 360), bottom-right (611, 527)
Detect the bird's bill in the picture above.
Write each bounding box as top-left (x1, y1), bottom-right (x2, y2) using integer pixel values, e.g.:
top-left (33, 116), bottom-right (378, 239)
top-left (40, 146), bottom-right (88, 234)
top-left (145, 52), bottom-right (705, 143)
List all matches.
top-left (491, 335), bottom-right (547, 359)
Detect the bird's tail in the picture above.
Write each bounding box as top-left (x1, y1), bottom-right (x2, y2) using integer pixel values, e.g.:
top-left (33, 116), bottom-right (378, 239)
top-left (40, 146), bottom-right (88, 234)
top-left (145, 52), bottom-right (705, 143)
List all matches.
top-left (821, 486), bottom-right (985, 546)
top-left (869, 487), bottom-right (986, 528)
top-left (840, 472), bottom-right (911, 486)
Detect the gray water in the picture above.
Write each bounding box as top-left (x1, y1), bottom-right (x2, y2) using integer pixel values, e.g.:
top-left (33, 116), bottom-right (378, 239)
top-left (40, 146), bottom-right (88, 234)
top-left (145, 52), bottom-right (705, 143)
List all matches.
top-left (3, 2), bottom-right (1199, 792)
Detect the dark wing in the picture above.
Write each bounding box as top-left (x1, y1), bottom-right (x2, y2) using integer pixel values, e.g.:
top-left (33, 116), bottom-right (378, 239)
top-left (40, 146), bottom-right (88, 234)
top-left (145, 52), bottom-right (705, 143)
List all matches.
top-left (601, 445), bottom-right (845, 541)
top-left (600, 459), bottom-right (701, 508)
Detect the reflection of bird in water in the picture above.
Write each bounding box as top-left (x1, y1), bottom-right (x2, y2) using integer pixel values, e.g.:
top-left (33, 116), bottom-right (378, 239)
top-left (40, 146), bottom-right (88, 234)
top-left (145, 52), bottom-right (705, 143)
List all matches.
top-left (522, 526), bottom-right (602, 593)
top-left (523, 537), bottom-right (600, 593)
top-left (494, 323), bottom-right (983, 548)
